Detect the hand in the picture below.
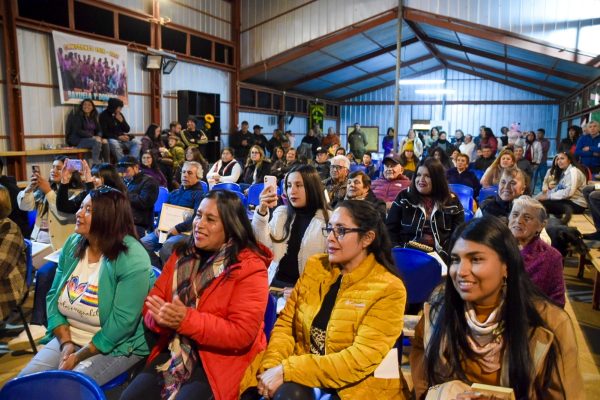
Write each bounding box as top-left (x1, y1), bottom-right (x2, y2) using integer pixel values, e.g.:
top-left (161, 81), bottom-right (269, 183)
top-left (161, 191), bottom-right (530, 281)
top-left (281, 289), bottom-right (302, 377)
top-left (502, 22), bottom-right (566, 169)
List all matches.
top-left (536, 192), bottom-right (548, 201)
top-left (114, 112), bottom-right (124, 122)
top-left (145, 295), bottom-right (187, 330)
top-left (241, 140), bottom-right (248, 146)
top-left (118, 134), bottom-right (130, 142)
top-left (258, 365), bottom-right (284, 398)
top-left (61, 163), bottom-right (73, 184)
top-left (583, 146), bottom-right (590, 152)
top-left (283, 287), bottom-right (293, 300)
top-left (258, 186), bottom-right (278, 214)
top-left (93, 136), bottom-right (102, 143)
top-left (36, 174), bottom-right (52, 194)
top-left (455, 391), bottom-right (496, 399)
top-left (81, 160), bottom-right (93, 183)
top-left (58, 342), bottom-right (78, 370)
top-left (59, 352), bottom-right (79, 371)
top-left (167, 227), bottom-right (179, 237)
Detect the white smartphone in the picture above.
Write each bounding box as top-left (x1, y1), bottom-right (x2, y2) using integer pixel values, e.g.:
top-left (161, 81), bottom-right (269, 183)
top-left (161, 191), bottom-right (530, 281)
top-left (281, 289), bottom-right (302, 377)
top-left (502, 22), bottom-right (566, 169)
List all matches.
top-left (264, 175), bottom-right (277, 192)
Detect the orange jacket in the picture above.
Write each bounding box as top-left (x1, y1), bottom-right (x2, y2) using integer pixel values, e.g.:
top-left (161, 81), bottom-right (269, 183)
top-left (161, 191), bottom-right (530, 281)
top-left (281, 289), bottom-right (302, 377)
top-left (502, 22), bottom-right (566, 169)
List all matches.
top-left (144, 245), bottom-right (272, 400)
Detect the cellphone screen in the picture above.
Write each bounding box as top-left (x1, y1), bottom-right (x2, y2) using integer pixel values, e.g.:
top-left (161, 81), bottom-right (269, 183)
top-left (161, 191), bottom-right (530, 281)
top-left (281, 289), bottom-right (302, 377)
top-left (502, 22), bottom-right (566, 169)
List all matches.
top-left (32, 165), bottom-right (41, 174)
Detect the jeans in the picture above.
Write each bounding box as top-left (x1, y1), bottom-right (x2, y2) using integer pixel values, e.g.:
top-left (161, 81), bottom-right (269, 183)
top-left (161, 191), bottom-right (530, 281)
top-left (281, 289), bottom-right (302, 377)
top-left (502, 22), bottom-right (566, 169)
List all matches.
top-left (532, 163), bottom-right (548, 194)
top-left (76, 138), bottom-right (103, 165)
top-left (109, 138), bottom-right (142, 160)
top-left (18, 338), bottom-right (143, 386)
top-left (30, 261), bottom-right (58, 326)
top-left (584, 185), bottom-right (600, 231)
top-left (140, 231), bottom-right (188, 267)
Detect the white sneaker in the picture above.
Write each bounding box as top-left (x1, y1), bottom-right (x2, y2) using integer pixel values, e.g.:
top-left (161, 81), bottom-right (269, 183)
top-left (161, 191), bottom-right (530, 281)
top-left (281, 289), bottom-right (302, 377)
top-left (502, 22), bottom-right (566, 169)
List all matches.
top-left (7, 324), bottom-right (46, 351)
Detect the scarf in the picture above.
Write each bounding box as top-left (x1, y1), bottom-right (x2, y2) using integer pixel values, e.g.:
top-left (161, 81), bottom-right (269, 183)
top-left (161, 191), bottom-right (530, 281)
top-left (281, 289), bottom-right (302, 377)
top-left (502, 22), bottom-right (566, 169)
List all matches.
top-left (156, 241), bottom-right (232, 400)
top-left (464, 297), bottom-right (505, 374)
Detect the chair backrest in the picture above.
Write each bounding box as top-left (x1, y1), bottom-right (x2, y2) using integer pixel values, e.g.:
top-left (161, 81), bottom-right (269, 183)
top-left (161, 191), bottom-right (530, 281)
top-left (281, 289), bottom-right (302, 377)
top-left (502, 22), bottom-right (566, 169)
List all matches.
top-left (27, 210), bottom-right (37, 231)
top-left (152, 267), bottom-right (162, 278)
top-left (153, 186), bottom-right (170, 214)
top-left (392, 248), bottom-right (442, 304)
top-left (0, 370), bottom-right (106, 400)
top-left (478, 185), bottom-right (498, 204)
top-left (200, 181), bottom-right (208, 193)
top-left (264, 293), bottom-right (277, 340)
top-left (247, 183), bottom-right (265, 207)
top-left (230, 190), bottom-right (247, 207)
top-left (471, 169), bottom-right (485, 180)
top-left (23, 239), bottom-right (34, 288)
top-left (448, 184), bottom-right (474, 211)
top-left (213, 182), bottom-right (242, 192)
top-left (349, 164), bottom-right (366, 173)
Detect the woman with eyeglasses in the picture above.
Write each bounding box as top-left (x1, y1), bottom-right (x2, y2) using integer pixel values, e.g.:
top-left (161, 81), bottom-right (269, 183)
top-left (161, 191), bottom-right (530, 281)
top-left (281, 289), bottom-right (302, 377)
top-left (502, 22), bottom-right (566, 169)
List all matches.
top-left (241, 200), bottom-right (407, 400)
top-left (240, 145), bottom-right (272, 191)
top-left (18, 187), bottom-right (154, 386)
top-left (253, 165), bottom-right (329, 291)
top-left (410, 216), bottom-right (583, 399)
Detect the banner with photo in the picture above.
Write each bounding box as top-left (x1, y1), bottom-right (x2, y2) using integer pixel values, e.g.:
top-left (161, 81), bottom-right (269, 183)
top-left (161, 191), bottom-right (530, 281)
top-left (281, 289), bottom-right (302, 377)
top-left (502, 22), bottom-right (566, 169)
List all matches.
top-left (52, 31), bottom-right (128, 106)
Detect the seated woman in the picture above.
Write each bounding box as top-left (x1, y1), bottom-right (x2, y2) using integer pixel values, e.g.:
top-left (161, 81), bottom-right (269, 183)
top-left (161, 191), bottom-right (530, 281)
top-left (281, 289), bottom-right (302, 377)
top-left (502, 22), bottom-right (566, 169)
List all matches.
top-left (398, 142), bottom-right (419, 178)
top-left (477, 167), bottom-right (529, 221)
top-left (240, 145), bottom-right (272, 192)
top-left (19, 187), bottom-right (153, 385)
top-left (429, 147), bottom-right (453, 170)
top-left (410, 216), bottom-right (583, 400)
top-left (253, 164), bottom-right (329, 288)
top-left (535, 152), bottom-right (587, 221)
top-left (140, 150), bottom-right (168, 187)
top-left (480, 149), bottom-right (516, 188)
top-left (241, 201), bottom-right (407, 400)
top-left (0, 184), bottom-right (26, 322)
top-left (121, 190), bottom-right (271, 400)
top-left (509, 196), bottom-right (565, 307)
top-left (386, 158), bottom-right (464, 262)
top-left (446, 153), bottom-right (481, 198)
top-left (399, 129), bottom-right (424, 158)
top-left (65, 99), bottom-right (109, 165)
top-left (206, 147), bottom-right (242, 188)
top-left (140, 124), bottom-right (172, 187)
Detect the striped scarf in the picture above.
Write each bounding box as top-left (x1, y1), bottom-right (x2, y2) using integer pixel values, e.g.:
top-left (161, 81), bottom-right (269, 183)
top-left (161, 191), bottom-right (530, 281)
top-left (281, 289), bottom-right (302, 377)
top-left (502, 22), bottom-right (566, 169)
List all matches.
top-left (156, 241), bottom-right (232, 400)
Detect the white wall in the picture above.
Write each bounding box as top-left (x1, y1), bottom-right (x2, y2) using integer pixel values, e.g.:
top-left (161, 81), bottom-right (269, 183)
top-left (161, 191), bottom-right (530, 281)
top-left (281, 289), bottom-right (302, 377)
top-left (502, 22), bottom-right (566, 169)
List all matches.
top-left (161, 0), bottom-right (232, 41)
top-left (0, 29), bottom-right (8, 152)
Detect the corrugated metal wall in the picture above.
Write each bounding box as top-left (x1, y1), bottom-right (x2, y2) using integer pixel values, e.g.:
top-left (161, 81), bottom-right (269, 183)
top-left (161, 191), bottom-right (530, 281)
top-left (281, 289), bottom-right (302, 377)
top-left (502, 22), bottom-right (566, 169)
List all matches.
top-left (161, 0), bottom-right (232, 41)
top-left (241, 0), bottom-right (397, 67)
top-left (237, 111), bottom-right (309, 145)
top-left (0, 29), bottom-right (8, 152)
top-left (341, 69), bottom-right (559, 154)
top-left (162, 60), bottom-right (231, 142)
top-left (404, 0), bottom-right (600, 55)
top-left (101, 0), bottom-right (151, 14)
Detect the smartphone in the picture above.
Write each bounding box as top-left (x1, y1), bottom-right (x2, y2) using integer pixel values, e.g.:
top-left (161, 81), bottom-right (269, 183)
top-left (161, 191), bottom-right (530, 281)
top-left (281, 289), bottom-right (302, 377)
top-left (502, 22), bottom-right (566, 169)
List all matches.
top-left (31, 165), bottom-right (41, 174)
top-left (264, 175), bottom-right (277, 192)
top-left (66, 159), bottom-right (83, 172)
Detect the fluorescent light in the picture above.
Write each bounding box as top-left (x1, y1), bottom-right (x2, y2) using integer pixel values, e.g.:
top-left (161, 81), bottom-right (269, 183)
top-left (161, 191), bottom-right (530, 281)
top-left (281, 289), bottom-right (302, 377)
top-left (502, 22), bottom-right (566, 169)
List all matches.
top-left (399, 79), bottom-right (445, 85)
top-left (415, 89), bottom-right (456, 95)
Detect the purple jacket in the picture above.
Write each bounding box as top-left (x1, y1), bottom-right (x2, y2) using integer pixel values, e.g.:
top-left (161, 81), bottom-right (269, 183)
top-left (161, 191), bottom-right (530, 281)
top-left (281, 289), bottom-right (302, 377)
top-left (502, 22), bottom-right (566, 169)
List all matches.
top-left (521, 237), bottom-right (565, 307)
top-left (371, 176), bottom-right (411, 203)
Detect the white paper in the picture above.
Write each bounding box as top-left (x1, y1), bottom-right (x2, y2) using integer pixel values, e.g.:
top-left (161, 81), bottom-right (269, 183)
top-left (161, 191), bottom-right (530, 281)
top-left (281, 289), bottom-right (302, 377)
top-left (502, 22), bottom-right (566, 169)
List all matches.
top-left (157, 204), bottom-right (194, 232)
top-left (43, 249), bottom-right (62, 263)
top-left (158, 231), bottom-right (168, 244)
top-left (374, 348), bottom-right (400, 379)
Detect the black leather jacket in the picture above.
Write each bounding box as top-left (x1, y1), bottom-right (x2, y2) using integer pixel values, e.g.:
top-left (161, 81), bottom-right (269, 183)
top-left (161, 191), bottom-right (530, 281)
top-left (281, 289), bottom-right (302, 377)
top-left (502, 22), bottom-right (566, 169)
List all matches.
top-left (126, 173), bottom-right (159, 230)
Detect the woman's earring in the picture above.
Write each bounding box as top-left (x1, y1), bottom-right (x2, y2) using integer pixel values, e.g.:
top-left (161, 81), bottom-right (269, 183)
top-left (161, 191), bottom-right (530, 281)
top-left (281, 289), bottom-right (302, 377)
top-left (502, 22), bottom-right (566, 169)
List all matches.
top-left (503, 276), bottom-right (507, 286)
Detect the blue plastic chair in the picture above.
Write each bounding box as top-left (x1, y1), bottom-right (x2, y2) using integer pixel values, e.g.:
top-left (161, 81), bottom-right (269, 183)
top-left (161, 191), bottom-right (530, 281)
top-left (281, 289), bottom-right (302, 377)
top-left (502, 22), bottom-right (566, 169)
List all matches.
top-left (471, 169), bottom-right (485, 180)
top-left (230, 190), bottom-right (247, 207)
top-left (100, 371), bottom-right (129, 392)
top-left (153, 186), bottom-right (169, 214)
top-left (27, 210), bottom-right (37, 231)
top-left (152, 266), bottom-right (162, 278)
top-left (247, 183), bottom-right (265, 207)
top-left (449, 184), bottom-right (475, 220)
top-left (264, 294), bottom-right (277, 340)
top-left (349, 164), bottom-right (366, 173)
top-left (213, 182), bottom-right (241, 192)
top-left (200, 181), bottom-right (208, 193)
top-left (392, 248), bottom-right (442, 305)
top-left (0, 370), bottom-right (106, 399)
top-left (478, 185), bottom-right (498, 204)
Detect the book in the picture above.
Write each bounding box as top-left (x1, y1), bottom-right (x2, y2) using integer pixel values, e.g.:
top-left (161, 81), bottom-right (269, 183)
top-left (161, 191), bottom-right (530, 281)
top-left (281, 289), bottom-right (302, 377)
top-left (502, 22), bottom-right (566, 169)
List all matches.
top-left (470, 383), bottom-right (515, 400)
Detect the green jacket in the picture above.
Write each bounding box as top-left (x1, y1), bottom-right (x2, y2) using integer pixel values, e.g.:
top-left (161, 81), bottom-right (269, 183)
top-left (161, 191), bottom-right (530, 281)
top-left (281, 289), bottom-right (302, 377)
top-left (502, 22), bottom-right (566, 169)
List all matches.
top-left (46, 234), bottom-right (155, 356)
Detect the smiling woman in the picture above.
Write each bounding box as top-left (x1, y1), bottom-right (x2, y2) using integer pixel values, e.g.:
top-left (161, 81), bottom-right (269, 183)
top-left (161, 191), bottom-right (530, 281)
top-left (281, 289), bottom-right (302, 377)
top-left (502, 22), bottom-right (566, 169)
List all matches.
top-left (410, 216), bottom-right (583, 400)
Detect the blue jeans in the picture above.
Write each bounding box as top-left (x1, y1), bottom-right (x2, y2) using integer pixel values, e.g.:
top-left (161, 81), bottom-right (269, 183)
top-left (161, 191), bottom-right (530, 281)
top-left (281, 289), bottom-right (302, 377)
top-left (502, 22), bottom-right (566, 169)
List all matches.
top-left (31, 261), bottom-right (58, 326)
top-left (18, 338), bottom-right (143, 386)
top-left (109, 138), bottom-right (141, 160)
top-left (532, 163), bottom-right (548, 194)
top-left (76, 138), bottom-right (103, 165)
top-left (140, 231), bottom-right (188, 267)
top-left (584, 185), bottom-right (600, 230)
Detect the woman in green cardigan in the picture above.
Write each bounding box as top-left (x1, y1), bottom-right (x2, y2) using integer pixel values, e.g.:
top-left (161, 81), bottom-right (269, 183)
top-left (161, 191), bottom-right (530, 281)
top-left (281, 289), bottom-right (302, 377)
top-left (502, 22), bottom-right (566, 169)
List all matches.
top-left (19, 186), bottom-right (154, 385)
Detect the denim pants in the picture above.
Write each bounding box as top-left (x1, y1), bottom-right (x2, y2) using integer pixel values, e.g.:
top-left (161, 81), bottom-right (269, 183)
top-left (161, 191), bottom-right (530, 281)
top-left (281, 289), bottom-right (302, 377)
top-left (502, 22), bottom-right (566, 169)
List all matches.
top-left (18, 338), bottom-right (143, 386)
top-left (584, 185), bottom-right (600, 229)
top-left (76, 138), bottom-right (103, 165)
top-left (140, 231), bottom-right (188, 267)
top-left (30, 261), bottom-right (58, 326)
top-left (109, 138), bottom-right (141, 160)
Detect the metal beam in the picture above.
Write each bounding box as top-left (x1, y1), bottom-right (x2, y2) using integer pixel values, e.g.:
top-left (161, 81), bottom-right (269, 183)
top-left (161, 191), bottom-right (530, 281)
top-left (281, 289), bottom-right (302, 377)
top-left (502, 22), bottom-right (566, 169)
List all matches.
top-left (404, 7), bottom-right (595, 65)
top-left (282, 37), bottom-right (419, 90)
top-left (443, 54), bottom-right (572, 95)
top-left (240, 8), bottom-right (399, 81)
top-left (315, 55), bottom-right (431, 96)
top-left (404, 19), bottom-right (447, 68)
top-left (336, 65), bottom-right (443, 101)
top-left (448, 64), bottom-right (561, 99)
top-left (423, 36), bottom-right (587, 84)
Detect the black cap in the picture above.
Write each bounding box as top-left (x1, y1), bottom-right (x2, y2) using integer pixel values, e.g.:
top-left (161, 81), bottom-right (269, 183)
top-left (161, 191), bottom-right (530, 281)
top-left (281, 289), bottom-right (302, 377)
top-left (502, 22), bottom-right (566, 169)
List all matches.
top-left (383, 153), bottom-right (401, 165)
top-left (117, 155), bottom-right (138, 171)
top-left (253, 124), bottom-right (263, 130)
top-left (315, 147), bottom-right (328, 155)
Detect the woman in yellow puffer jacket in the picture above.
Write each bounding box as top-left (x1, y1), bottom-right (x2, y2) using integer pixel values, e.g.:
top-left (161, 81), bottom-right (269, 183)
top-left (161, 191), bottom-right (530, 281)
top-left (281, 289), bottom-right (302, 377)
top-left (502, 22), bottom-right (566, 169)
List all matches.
top-left (240, 200), bottom-right (408, 400)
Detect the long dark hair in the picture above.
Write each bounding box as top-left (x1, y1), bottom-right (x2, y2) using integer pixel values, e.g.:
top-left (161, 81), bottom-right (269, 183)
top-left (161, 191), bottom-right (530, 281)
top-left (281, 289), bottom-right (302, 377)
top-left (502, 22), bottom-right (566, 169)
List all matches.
top-left (176, 190), bottom-right (268, 266)
top-left (75, 187), bottom-right (137, 260)
top-left (410, 158), bottom-right (451, 204)
top-left (79, 99), bottom-right (98, 120)
top-left (141, 150), bottom-right (161, 172)
top-left (334, 200), bottom-right (398, 277)
top-left (271, 164), bottom-right (329, 243)
top-left (426, 216), bottom-right (558, 398)
top-left (549, 151), bottom-right (586, 183)
top-left (91, 163), bottom-right (128, 194)
top-left (144, 124), bottom-right (162, 145)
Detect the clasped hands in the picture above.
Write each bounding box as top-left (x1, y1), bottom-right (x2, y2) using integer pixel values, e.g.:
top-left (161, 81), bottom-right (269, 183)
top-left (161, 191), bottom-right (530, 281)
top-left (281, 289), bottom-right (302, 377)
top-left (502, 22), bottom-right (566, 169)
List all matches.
top-left (257, 365), bottom-right (284, 399)
top-left (146, 295), bottom-right (188, 330)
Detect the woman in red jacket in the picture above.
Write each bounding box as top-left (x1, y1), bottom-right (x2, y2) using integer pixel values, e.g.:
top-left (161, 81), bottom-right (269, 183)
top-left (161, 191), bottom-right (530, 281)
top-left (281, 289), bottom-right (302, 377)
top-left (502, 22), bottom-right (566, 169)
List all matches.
top-left (121, 190), bottom-right (272, 400)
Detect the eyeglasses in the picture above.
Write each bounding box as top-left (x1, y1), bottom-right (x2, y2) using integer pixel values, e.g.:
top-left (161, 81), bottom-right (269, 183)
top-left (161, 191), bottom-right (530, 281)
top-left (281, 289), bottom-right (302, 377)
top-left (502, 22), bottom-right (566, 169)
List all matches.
top-left (322, 225), bottom-right (364, 239)
top-left (330, 165), bottom-right (347, 171)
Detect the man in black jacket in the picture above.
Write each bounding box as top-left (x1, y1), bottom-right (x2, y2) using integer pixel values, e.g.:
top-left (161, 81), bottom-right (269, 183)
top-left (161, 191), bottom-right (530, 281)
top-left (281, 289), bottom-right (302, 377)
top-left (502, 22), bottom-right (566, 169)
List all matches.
top-left (99, 98), bottom-right (141, 161)
top-left (229, 121), bottom-right (253, 162)
top-left (117, 156), bottom-right (159, 239)
top-left (0, 158), bottom-right (30, 237)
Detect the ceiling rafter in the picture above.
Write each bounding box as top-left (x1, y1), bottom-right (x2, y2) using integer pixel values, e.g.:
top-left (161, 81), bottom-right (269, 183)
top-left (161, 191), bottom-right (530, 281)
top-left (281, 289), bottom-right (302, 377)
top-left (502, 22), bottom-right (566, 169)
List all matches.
top-left (336, 65), bottom-right (444, 101)
top-left (282, 37), bottom-right (419, 90)
top-left (404, 20), bottom-right (447, 68)
top-left (443, 55), bottom-right (571, 94)
top-left (240, 8), bottom-right (399, 81)
top-left (448, 64), bottom-right (561, 99)
top-left (403, 7), bottom-right (595, 65)
top-left (315, 54), bottom-right (431, 96)
top-left (423, 36), bottom-right (588, 84)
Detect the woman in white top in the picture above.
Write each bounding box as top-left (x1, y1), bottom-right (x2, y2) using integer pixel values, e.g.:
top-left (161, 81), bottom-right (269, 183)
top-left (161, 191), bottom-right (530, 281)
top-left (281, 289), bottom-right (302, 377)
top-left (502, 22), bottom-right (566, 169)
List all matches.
top-left (206, 147), bottom-right (242, 188)
top-left (459, 134), bottom-right (476, 161)
top-left (536, 152), bottom-right (587, 219)
top-left (399, 129), bottom-right (424, 158)
top-left (252, 164), bottom-right (329, 291)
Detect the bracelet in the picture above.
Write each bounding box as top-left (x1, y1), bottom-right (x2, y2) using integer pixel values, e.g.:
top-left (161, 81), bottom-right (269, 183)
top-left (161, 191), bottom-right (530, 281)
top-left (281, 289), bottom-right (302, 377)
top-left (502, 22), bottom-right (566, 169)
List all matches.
top-left (60, 340), bottom-right (76, 351)
top-left (256, 208), bottom-right (268, 217)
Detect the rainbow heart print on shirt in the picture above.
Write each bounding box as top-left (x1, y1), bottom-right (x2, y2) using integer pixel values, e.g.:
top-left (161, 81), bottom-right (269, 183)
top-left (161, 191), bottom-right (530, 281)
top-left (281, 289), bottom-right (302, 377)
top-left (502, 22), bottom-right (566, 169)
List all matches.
top-left (66, 276), bottom-right (99, 307)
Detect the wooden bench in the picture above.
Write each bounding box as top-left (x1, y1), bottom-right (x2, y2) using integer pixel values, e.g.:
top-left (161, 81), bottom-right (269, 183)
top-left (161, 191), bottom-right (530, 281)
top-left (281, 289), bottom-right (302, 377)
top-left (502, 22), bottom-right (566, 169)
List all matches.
top-left (569, 214), bottom-right (600, 310)
top-left (0, 148), bottom-right (90, 157)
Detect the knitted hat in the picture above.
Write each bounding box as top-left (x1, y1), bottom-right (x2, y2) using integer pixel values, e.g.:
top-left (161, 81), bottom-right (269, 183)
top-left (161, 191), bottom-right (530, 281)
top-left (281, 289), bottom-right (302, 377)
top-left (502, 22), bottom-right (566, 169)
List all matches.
top-left (403, 141), bottom-right (414, 152)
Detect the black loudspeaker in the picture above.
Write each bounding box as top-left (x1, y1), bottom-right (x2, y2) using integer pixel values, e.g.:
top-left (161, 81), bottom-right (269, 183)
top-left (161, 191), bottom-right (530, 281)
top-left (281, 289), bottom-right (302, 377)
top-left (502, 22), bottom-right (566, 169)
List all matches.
top-left (177, 90), bottom-right (221, 162)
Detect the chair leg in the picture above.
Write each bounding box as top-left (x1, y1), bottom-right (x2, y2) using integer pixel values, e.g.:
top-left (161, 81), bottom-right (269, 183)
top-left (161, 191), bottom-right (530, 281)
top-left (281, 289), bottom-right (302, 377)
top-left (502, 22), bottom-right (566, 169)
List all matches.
top-left (17, 306), bottom-right (37, 354)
